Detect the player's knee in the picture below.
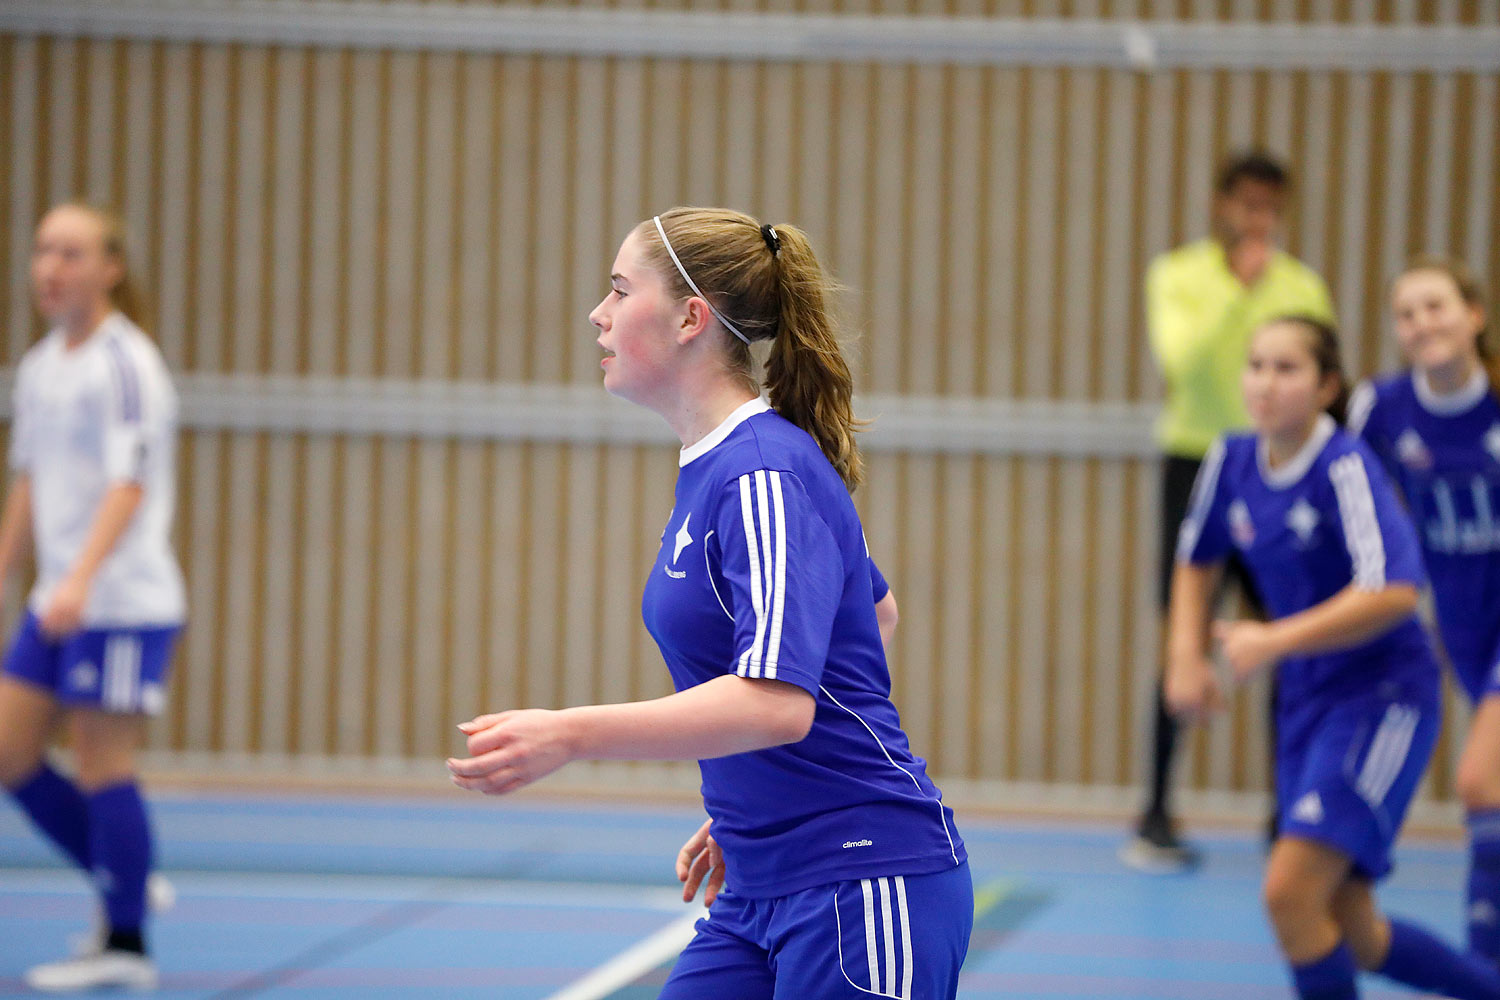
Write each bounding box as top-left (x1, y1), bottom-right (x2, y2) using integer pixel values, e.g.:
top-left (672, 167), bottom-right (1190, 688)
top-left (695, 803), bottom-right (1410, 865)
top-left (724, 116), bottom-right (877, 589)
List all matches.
top-left (1262, 870), bottom-right (1323, 935)
top-left (0, 742), bottom-right (46, 791)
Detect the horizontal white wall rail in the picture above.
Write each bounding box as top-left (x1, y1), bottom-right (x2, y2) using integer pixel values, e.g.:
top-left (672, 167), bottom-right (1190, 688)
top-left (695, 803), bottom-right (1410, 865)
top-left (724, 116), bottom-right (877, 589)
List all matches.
top-left (0, 373), bottom-right (1160, 457)
top-left (4, 1), bottom-right (1498, 73)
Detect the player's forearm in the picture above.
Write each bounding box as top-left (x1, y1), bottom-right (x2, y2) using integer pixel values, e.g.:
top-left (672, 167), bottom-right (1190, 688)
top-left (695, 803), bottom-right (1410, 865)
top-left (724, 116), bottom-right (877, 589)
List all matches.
top-left (0, 476), bottom-right (34, 580)
top-left (558, 675), bottom-right (815, 761)
top-left (1166, 562), bottom-right (1219, 668)
top-left (1263, 583), bottom-right (1418, 659)
top-left (63, 482), bottom-right (144, 586)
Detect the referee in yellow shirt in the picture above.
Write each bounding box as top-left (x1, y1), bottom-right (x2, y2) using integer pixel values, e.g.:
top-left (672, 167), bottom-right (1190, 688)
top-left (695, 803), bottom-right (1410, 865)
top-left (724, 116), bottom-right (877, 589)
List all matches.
top-left (1122, 151), bottom-right (1336, 872)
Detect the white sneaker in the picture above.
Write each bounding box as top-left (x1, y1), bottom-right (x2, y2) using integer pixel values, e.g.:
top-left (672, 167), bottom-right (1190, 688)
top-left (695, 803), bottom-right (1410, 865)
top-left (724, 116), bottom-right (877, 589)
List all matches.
top-left (68, 873), bottom-right (177, 956)
top-left (24, 950), bottom-right (158, 993)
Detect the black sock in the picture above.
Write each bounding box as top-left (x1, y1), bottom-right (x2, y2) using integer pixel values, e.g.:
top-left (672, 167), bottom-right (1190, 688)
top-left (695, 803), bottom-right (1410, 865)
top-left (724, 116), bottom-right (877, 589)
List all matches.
top-left (1145, 682), bottom-right (1179, 820)
top-left (105, 928), bottom-right (145, 955)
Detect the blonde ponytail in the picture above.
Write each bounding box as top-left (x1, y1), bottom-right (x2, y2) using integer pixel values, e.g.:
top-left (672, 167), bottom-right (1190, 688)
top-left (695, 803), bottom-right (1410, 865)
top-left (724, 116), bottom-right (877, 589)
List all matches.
top-left (640, 207), bottom-right (865, 490)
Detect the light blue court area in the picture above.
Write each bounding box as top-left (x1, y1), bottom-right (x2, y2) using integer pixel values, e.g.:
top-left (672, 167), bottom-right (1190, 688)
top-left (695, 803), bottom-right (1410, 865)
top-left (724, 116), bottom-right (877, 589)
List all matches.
top-left (0, 791), bottom-right (1466, 999)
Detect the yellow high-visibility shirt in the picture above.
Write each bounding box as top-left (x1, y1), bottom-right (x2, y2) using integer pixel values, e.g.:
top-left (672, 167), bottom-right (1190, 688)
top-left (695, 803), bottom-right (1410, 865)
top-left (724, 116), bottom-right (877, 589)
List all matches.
top-left (1147, 238), bottom-right (1336, 459)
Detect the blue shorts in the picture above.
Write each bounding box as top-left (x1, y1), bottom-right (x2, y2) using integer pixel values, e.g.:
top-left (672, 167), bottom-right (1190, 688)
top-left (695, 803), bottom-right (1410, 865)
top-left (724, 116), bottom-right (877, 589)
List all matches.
top-left (2, 611), bottom-right (180, 715)
top-left (1450, 631), bottom-right (1500, 703)
top-left (660, 862), bottom-right (973, 1000)
top-left (1277, 689), bottom-right (1438, 881)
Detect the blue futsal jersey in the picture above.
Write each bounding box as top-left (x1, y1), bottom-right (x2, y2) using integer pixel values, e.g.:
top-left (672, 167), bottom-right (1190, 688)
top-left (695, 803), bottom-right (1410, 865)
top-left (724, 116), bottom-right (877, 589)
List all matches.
top-left (1178, 416), bottom-right (1438, 724)
top-left (1349, 371), bottom-right (1500, 699)
top-left (640, 398), bottom-right (964, 899)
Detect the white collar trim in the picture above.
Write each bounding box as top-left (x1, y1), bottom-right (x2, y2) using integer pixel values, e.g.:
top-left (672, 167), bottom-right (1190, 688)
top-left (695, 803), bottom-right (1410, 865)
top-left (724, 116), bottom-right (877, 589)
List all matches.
top-left (1413, 366), bottom-right (1489, 416)
top-left (1258, 413), bottom-right (1336, 489)
top-left (680, 397), bottom-right (772, 467)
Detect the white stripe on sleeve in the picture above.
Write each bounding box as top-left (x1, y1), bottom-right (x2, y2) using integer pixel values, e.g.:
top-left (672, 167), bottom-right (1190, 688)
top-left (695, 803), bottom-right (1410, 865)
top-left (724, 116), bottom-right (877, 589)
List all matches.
top-left (765, 471), bottom-right (786, 680)
top-left (1175, 437), bottom-right (1227, 562)
top-left (737, 474), bottom-right (767, 678)
top-left (1329, 452), bottom-right (1387, 590)
top-left (1345, 381), bottom-right (1376, 437)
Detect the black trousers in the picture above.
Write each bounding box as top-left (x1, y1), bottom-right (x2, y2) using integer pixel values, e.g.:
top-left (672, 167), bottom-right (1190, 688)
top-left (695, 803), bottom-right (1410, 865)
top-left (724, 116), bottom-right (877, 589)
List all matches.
top-left (1144, 454), bottom-right (1274, 824)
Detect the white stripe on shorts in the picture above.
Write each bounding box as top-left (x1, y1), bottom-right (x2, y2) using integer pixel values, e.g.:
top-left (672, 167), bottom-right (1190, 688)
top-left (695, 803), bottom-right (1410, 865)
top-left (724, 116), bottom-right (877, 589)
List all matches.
top-left (1355, 704), bottom-right (1418, 807)
top-left (104, 636), bottom-right (142, 712)
top-left (878, 878), bottom-right (897, 996)
top-left (860, 878), bottom-right (880, 991)
top-left (895, 875), bottom-right (913, 999)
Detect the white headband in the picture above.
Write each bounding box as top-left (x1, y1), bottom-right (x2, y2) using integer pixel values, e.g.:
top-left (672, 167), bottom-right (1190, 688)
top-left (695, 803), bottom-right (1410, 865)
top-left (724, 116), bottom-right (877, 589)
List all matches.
top-left (653, 215), bottom-right (752, 346)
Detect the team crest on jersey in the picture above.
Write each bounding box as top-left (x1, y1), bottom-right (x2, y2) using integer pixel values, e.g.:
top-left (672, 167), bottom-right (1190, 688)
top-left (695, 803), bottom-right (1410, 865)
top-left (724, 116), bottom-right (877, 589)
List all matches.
top-left (1485, 424), bottom-right (1500, 465)
top-left (1285, 498), bottom-right (1321, 547)
top-left (665, 513), bottom-right (693, 579)
top-left (1228, 499), bottom-right (1255, 548)
top-left (1291, 791), bottom-right (1324, 825)
top-left (1395, 429), bottom-right (1432, 470)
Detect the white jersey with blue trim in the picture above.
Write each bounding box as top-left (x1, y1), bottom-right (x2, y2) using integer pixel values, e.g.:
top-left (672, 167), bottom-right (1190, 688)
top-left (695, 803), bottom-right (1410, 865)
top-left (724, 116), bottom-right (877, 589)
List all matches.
top-left (1348, 370), bottom-right (1500, 688)
top-left (641, 397), bottom-right (964, 899)
top-left (1177, 415), bottom-right (1436, 714)
top-left (9, 313), bottom-right (186, 627)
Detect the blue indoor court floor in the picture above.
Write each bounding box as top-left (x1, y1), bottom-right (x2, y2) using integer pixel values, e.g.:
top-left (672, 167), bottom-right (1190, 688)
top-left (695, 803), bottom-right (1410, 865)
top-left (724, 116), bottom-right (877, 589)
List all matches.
top-left (0, 790), bottom-right (1466, 999)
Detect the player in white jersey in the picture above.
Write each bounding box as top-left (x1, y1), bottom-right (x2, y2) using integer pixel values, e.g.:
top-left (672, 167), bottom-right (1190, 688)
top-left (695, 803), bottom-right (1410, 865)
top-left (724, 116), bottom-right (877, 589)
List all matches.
top-left (0, 204), bottom-right (185, 993)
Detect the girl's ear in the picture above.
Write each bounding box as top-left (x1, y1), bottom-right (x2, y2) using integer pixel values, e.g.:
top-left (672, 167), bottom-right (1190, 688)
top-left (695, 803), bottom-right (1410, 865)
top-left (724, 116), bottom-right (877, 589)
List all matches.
top-left (677, 297), bottom-right (712, 345)
top-left (1318, 371), bottom-right (1341, 410)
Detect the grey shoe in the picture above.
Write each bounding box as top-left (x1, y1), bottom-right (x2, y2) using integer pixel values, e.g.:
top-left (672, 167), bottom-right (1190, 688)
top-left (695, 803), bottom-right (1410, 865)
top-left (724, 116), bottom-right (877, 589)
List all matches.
top-left (1118, 813), bottom-right (1201, 873)
top-left (25, 950), bottom-right (158, 993)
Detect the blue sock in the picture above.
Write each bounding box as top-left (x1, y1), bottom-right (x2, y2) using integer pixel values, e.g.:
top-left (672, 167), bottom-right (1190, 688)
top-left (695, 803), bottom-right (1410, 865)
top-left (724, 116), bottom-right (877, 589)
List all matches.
top-left (1292, 942), bottom-right (1358, 1000)
top-left (10, 763), bottom-right (91, 871)
top-left (1470, 810), bottom-right (1500, 963)
top-left (1379, 917), bottom-right (1500, 999)
top-left (86, 783), bottom-right (152, 934)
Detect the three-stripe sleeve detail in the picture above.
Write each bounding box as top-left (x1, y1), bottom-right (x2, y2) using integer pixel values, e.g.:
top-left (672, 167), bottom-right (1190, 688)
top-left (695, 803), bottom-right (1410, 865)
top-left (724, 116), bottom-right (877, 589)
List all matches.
top-left (104, 337), bottom-right (142, 424)
top-left (1345, 381), bottom-right (1376, 437)
top-left (1175, 438), bottom-right (1226, 562)
top-left (1329, 453), bottom-right (1387, 590)
top-left (736, 470), bottom-right (786, 681)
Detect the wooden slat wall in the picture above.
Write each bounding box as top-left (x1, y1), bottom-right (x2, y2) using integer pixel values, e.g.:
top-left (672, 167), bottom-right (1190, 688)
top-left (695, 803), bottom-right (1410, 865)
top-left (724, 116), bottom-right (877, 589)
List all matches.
top-left (2, 4), bottom-right (1497, 820)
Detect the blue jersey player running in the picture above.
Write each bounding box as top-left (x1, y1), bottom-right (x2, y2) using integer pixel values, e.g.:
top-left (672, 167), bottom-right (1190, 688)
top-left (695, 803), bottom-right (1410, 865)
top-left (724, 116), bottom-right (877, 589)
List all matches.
top-left (1168, 315), bottom-right (1500, 999)
top-left (448, 207), bottom-right (971, 998)
top-left (1348, 257), bottom-right (1500, 968)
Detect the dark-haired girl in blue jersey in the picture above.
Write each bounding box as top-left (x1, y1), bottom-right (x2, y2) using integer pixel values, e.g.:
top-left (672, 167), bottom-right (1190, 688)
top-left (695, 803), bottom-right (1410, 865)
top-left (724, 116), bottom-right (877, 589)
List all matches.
top-left (448, 207), bottom-right (971, 998)
top-left (1349, 257), bottom-right (1500, 969)
top-left (1169, 315), bottom-right (1500, 999)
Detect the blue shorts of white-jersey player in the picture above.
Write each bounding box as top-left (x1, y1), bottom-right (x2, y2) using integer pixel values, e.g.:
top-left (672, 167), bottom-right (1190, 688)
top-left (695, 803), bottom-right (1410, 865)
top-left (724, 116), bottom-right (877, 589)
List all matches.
top-left (4, 612), bottom-right (180, 716)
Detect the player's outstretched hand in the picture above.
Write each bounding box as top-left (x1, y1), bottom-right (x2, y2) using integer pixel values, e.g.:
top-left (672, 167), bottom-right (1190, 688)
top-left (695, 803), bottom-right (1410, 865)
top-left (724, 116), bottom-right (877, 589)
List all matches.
top-left (676, 817), bottom-right (724, 907)
top-left (447, 709), bottom-right (573, 796)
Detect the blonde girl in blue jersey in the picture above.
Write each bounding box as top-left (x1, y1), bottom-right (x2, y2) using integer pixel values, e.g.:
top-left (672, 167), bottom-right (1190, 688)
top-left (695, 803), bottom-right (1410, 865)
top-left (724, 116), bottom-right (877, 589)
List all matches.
top-left (449, 207), bottom-right (971, 997)
top-left (0, 204), bottom-right (185, 993)
top-left (1169, 315), bottom-right (1500, 999)
top-left (1348, 258), bottom-right (1500, 968)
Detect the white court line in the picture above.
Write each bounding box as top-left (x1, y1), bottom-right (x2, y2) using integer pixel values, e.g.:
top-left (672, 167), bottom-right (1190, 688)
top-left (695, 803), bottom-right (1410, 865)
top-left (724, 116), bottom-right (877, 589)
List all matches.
top-left (543, 909), bottom-right (701, 1000)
